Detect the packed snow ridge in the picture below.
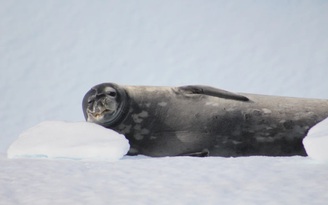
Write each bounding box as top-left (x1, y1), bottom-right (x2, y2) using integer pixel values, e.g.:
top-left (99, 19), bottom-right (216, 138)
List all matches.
top-left (303, 117), bottom-right (328, 162)
top-left (7, 121), bottom-right (130, 162)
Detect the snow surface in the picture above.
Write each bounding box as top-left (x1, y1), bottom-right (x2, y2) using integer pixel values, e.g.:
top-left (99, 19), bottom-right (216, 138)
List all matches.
top-left (1, 1), bottom-right (328, 204)
top-left (7, 121), bottom-right (129, 161)
top-left (1, 155), bottom-right (328, 205)
top-left (303, 117), bottom-right (328, 162)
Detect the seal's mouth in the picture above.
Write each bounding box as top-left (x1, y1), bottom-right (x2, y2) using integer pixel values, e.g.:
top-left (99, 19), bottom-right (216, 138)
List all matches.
top-left (87, 109), bottom-right (115, 121)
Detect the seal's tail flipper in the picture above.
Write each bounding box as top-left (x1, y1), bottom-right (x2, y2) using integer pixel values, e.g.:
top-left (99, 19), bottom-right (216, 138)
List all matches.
top-left (178, 85), bottom-right (249, 102)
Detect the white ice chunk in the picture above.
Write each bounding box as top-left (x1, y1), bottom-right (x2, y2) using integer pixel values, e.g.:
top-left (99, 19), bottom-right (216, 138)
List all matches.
top-left (303, 117), bottom-right (328, 162)
top-left (7, 121), bottom-right (129, 161)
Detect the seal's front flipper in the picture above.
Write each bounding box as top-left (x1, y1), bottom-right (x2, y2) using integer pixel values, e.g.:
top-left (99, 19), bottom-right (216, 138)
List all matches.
top-left (178, 85), bottom-right (249, 102)
top-left (179, 149), bottom-right (210, 157)
top-left (127, 146), bottom-right (139, 156)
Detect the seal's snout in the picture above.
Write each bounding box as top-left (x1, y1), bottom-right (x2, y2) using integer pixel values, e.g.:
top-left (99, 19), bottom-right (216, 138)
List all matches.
top-left (86, 95), bottom-right (118, 122)
top-left (87, 101), bottom-right (103, 116)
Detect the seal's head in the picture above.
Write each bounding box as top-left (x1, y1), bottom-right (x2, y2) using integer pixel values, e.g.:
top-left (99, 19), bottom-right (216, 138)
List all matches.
top-left (82, 83), bottom-right (129, 127)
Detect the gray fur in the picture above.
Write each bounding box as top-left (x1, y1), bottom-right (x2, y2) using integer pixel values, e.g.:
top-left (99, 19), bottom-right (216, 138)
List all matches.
top-left (82, 83), bottom-right (328, 157)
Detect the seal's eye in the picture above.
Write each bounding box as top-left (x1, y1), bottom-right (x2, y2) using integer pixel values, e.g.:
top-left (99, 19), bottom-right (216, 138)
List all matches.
top-left (88, 96), bottom-right (95, 104)
top-left (108, 92), bottom-right (117, 97)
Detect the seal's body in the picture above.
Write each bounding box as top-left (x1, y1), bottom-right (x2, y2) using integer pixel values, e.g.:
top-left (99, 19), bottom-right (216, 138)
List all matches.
top-left (82, 83), bottom-right (328, 157)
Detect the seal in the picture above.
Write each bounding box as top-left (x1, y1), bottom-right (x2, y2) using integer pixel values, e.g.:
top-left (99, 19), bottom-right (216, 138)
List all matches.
top-left (82, 83), bottom-right (328, 157)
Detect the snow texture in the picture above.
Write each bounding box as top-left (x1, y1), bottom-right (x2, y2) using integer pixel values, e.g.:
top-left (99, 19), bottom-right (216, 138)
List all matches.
top-left (1, 155), bottom-right (328, 205)
top-left (1, 1), bottom-right (328, 204)
top-left (303, 117), bottom-right (328, 162)
top-left (7, 121), bottom-right (129, 161)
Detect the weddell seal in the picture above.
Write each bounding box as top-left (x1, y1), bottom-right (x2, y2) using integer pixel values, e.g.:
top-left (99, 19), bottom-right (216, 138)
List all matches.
top-left (82, 83), bottom-right (328, 157)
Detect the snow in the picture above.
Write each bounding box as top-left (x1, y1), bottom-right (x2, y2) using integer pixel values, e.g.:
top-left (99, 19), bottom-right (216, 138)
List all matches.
top-left (1, 0), bottom-right (328, 204)
top-left (1, 155), bottom-right (328, 205)
top-left (7, 121), bottom-right (129, 161)
top-left (303, 117), bottom-right (328, 162)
